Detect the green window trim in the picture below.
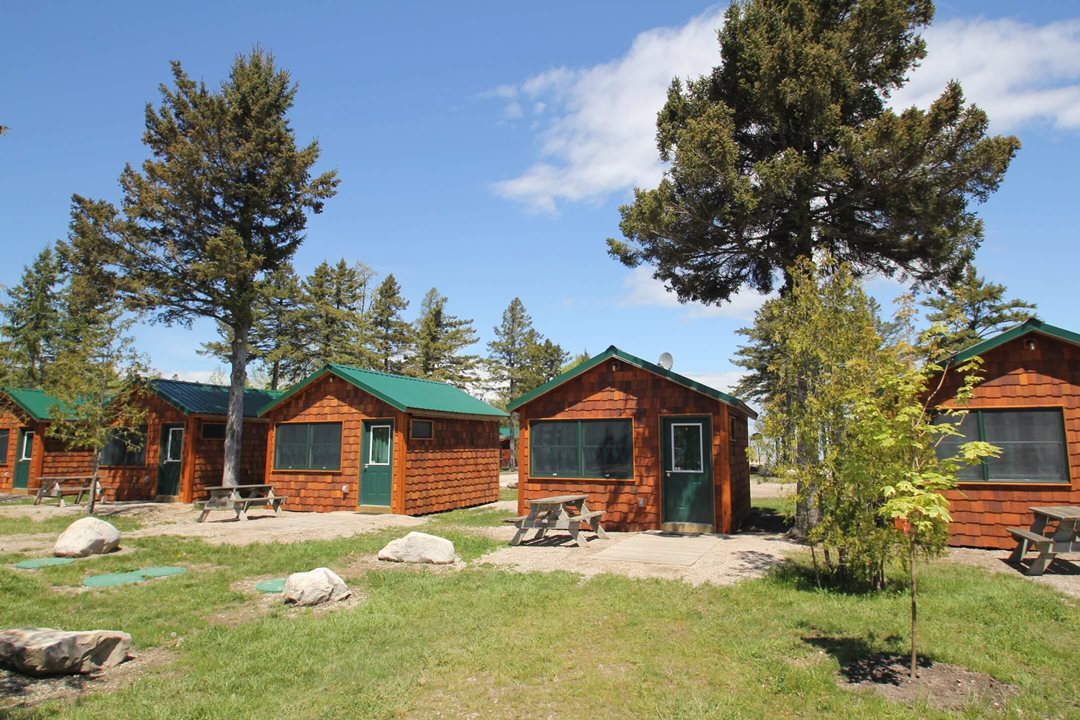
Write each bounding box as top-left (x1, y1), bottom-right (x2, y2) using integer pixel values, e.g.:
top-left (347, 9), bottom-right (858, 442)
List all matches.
top-left (99, 427), bottom-right (148, 467)
top-left (530, 419), bottom-right (634, 480)
top-left (274, 422), bottom-right (342, 471)
top-left (934, 408), bottom-right (1070, 484)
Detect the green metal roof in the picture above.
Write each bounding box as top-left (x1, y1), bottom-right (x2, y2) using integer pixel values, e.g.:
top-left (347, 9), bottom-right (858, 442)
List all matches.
top-left (507, 346), bottom-right (758, 419)
top-left (150, 379), bottom-right (283, 418)
top-left (258, 364), bottom-right (508, 419)
top-left (1, 387), bottom-right (62, 421)
top-left (948, 318), bottom-right (1080, 364)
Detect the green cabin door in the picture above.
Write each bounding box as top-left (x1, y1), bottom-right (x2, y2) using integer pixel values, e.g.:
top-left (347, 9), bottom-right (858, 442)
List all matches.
top-left (13, 429), bottom-right (33, 490)
top-left (360, 421), bottom-right (393, 507)
top-left (157, 424), bottom-right (184, 496)
top-left (661, 417), bottom-right (713, 532)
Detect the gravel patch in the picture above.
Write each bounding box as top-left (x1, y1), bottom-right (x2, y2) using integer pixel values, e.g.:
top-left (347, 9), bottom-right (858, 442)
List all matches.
top-left (946, 547), bottom-right (1080, 599)
top-left (476, 528), bottom-right (800, 586)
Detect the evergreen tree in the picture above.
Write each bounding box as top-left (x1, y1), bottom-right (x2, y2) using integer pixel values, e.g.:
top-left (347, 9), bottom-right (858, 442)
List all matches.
top-left (408, 288), bottom-right (479, 387)
top-left (608, 0), bottom-right (1019, 303)
top-left (561, 349), bottom-right (591, 374)
top-left (47, 215), bottom-right (148, 514)
top-left (301, 259), bottom-right (375, 371)
top-left (921, 264), bottom-right (1036, 355)
top-left (365, 274), bottom-right (412, 374)
top-left (66, 50), bottom-right (338, 486)
top-left (486, 298), bottom-right (541, 404)
top-left (251, 263), bottom-right (309, 389)
top-left (527, 338), bottom-right (568, 388)
top-left (0, 247), bottom-right (63, 386)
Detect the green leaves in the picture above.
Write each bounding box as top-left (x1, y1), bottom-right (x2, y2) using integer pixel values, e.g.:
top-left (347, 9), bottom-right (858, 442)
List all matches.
top-left (610, 0), bottom-right (1018, 305)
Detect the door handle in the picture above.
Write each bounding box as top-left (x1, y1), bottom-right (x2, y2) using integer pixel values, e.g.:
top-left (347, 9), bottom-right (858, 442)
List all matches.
top-left (665, 471), bottom-right (671, 477)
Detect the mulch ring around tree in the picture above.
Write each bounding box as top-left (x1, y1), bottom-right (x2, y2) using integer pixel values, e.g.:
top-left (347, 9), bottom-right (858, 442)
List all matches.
top-left (836, 652), bottom-right (1016, 711)
top-left (0, 646), bottom-right (176, 710)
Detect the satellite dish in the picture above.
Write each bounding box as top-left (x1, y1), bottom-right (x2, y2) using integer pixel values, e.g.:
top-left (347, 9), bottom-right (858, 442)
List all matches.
top-left (658, 352), bottom-right (674, 370)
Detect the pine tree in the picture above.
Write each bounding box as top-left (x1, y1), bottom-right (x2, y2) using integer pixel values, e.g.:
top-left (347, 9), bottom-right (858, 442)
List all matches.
top-left (365, 274), bottom-right (412, 374)
top-left (66, 49), bottom-right (339, 486)
top-left (486, 298), bottom-right (541, 403)
top-left (251, 263), bottom-right (309, 389)
top-left (301, 259), bottom-right (375, 371)
top-left (608, 0), bottom-right (1019, 303)
top-left (561, 349), bottom-right (591, 374)
top-left (408, 288), bottom-right (479, 387)
top-left (921, 265), bottom-right (1036, 355)
top-left (527, 339), bottom-right (568, 388)
top-left (0, 247), bottom-right (63, 387)
top-left (48, 216), bottom-right (148, 514)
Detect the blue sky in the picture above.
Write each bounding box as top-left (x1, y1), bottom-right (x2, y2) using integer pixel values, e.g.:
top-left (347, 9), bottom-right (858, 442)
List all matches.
top-left (2, 1), bottom-right (1079, 397)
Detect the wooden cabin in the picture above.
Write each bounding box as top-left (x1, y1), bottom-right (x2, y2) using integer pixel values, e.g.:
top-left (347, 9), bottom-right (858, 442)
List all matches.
top-left (507, 346), bottom-right (757, 534)
top-left (933, 319), bottom-right (1080, 549)
top-left (0, 380), bottom-right (279, 502)
top-left (258, 364), bottom-right (506, 514)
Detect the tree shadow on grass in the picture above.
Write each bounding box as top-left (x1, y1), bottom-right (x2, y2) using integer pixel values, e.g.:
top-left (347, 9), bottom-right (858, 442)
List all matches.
top-left (743, 507), bottom-right (793, 534)
top-left (767, 561), bottom-right (908, 597)
top-left (802, 634), bottom-right (923, 686)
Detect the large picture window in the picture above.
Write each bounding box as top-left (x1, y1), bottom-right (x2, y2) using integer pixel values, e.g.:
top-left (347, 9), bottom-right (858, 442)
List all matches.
top-left (531, 420), bottom-right (633, 479)
top-left (935, 408), bottom-right (1069, 484)
top-left (99, 427), bottom-right (147, 467)
top-left (274, 422), bottom-right (342, 471)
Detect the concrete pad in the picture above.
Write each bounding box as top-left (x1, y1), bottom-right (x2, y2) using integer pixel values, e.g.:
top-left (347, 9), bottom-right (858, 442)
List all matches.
top-left (593, 533), bottom-right (721, 566)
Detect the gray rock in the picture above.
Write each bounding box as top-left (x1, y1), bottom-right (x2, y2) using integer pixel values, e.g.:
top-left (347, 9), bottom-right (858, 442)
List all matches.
top-left (54, 517), bottom-right (120, 558)
top-left (378, 531), bottom-right (456, 565)
top-left (282, 567), bottom-right (351, 607)
top-left (0, 628), bottom-right (131, 676)
top-left (506, 480), bottom-right (518, 489)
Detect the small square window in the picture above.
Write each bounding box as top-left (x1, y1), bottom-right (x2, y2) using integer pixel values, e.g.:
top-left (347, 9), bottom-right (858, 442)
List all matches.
top-left (201, 422), bottom-right (226, 440)
top-left (411, 420), bottom-right (434, 440)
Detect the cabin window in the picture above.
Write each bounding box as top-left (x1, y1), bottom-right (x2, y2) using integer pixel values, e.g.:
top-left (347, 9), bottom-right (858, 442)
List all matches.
top-left (934, 409), bottom-right (1069, 484)
top-left (201, 422), bottom-right (226, 440)
top-left (531, 419), bottom-right (633, 479)
top-left (410, 419), bottom-right (434, 439)
top-left (274, 422), bottom-right (342, 471)
top-left (0, 429), bottom-right (7, 464)
top-left (99, 427), bottom-right (147, 467)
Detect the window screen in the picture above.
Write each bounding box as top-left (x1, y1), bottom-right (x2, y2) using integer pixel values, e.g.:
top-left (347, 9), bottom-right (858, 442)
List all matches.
top-left (411, 420), bottom-right (433, 439)
top-left (201, 423), bottom-right (226, 440)
top-left (531, 420), bottom-right (633, 479)
top-left (274, 423), bottom-right (341, 470)
top-left (100, 427), bottom-right (147, 467)
top-left (0, 429), bottom-right (8, 464)
top-left (934, 409), bottom-right (1068, 483)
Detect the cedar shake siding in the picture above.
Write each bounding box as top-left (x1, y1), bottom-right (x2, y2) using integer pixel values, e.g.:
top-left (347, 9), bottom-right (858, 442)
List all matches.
top-left (188, 419), bottom-right (269, 502)
top-left (265, 375), bottom-right (401, 512)
top-left (934, 324), bottom-right (1080, 549)
top-left (512, 353), bottom-right (754, 534)
top-left (404, 417), bottom-right (499, 514)
top-left (0, 401), bottom-right (30, 492)
top-left (261, 367), bottom-right (504, 515)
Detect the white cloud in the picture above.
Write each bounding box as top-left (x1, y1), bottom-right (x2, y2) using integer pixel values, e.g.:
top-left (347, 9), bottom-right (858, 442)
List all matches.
top-left (490, 9), bottom-right (727, 213)
top-left (892, 18), bottom-right (1080, 131)
top-left (620, 266), bottom-right (772, 320)
top-left (684, 370), bottom-right (743, 394)
top-left (491, 13), bottom-right (1080, 212)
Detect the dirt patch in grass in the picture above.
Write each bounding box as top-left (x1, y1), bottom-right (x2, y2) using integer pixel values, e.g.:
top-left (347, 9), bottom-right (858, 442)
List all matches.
top-left (837, 653), bottom-right (1015, 712)
top-left (0, 646), bottom-right (176, 710)
top-left (209, 576), bottom-right (365, 627)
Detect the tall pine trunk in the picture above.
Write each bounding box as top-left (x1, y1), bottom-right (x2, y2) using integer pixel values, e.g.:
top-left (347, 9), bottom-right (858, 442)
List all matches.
top-left (222, 324), bottom-right (249, 487)
top-left (87, 455), bottom-right (100, 515)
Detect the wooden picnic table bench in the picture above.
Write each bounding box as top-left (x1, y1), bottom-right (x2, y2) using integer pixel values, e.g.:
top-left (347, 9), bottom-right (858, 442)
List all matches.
top-left (197, 484), bottom-right (286, 523)
top-left (34, 476), bottom-right (100, 507)
top-left (507, 494), bottom-right (608, 548)
top-left (1007, 506), bottom-right (1080, 576)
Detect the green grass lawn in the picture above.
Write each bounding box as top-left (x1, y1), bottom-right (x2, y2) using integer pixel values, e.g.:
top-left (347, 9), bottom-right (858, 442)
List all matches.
top-left (1, 523), bottom-right (1077, 719)
top-left (499, 485), bottom-right (517, 502)
top-left (0, 513), bottom-right (142, 536)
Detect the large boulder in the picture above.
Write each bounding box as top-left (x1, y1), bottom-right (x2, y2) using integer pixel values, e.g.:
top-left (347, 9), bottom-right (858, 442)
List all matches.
top-left (0, 628), bottom-right (132, 676)
top-left (282, 567), bottom-right (351, 607)
top-left (54, 517), bottom-right (120, 558)
top-left (378, 532), bottom-right (456, 565)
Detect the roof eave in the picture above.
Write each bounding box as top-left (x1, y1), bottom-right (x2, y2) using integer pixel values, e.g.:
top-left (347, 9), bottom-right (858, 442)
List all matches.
top-left (947, 319), bottom-right (1080, 366)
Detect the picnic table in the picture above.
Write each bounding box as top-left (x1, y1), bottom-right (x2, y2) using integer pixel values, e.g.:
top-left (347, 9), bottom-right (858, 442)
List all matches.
top-left (1007, 506), bottom-right (1080, 576)
top-left (197, 484), bottom-right (286, 523)
top-left (34, 475), bottom-right (100, 507)
top-left (508, 494), bottom-right (607, 548)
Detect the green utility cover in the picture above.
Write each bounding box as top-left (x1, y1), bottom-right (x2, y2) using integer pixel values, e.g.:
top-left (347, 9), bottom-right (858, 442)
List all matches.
top-left (15, 557), bottom-right (75, 569)
top-left (255, 578), bottom-right (287, 593)
top-left (82, 571), bottom-right (146, 588)
top-left (82, 566), bottom-right (187, 587)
